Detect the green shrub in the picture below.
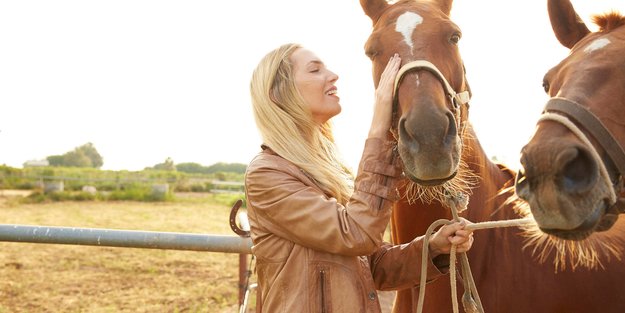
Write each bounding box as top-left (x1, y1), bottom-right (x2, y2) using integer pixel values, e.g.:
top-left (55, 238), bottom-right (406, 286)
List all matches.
top-left (107, 188), bottom-right (149, 201)
top-left (22, 188), bottom-right (171, 203)
top-left (211, 193), bottom-right (246, 208)
top-left (23, 191), bottom-right (47, 203)
top-left (189, 184), bottom-right (206, 192)
top-left (22, 190), bottom-right (102, 203)
top-left (72, 191), bottom-right (99, 201)
top-left (106, 186), bottom-right (173, 202)
top-left (2, 164), bottom-right (243, 202)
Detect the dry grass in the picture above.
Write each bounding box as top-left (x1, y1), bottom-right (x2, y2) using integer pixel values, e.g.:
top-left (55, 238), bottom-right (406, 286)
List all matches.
top-left (0, 191), bottom-right (251, 313)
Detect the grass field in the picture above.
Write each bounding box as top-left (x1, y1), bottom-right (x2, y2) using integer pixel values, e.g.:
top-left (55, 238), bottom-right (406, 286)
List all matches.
top-left (0, 191), bottom-right (252, 313)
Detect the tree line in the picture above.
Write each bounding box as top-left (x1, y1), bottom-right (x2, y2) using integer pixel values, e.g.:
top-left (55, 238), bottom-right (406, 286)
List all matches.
top-left (27, 143), bottom-right (246, 174)
top-left (149, 157), bottom-right (247, 174)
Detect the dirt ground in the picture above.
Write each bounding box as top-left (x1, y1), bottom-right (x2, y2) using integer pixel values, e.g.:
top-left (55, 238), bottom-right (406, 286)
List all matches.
top-left (0, 192), bottom-right (242, 312)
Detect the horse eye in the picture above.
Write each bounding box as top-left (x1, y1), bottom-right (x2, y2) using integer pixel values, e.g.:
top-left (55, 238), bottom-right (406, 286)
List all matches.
top-left (365, 50), bottom-right (378, 60)
top-left (450, 33), bottom-right (461, 44)
top-left (542, 80), bottom-right (550, 93)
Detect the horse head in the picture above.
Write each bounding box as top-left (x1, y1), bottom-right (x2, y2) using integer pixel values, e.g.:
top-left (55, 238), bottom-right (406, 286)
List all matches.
top-left (360, 0), bottom-right (473, 202)
top-left (514, 0), bottom-right (625, 240)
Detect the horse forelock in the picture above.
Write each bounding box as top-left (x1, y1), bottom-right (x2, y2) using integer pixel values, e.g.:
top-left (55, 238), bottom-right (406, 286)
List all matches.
top-left (504, 189), bottom-right (625, 272)
top-left (592, 11), bottom-right (625, 32)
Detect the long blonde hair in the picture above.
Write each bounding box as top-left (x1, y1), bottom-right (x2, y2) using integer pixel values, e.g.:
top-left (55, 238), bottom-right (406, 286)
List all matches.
top-left (250, 43), bottom-right (353, 204)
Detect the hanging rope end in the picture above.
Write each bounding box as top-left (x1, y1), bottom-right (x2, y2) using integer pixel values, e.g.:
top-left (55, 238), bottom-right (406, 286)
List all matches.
top-left (462, 292), bottom-right (481, 313)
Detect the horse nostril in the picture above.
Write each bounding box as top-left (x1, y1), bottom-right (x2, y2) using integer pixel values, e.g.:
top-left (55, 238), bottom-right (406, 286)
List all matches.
top-left (443, 111), bottom-right (457, 146)
top-left (557, 147), bottom-right (597, 194)
top-left (398, 118), bottom-right (420, 152)
top-left (398, 118), bottom-right (411, 140)
top-left (515, 168), bottom-right (530, 200)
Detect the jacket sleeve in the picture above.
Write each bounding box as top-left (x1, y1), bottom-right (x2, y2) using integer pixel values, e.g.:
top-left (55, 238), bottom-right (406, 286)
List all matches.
top-left (368, 238), bottom-right (448, 290)
top-left (245, 138), bottom-right (402, 256)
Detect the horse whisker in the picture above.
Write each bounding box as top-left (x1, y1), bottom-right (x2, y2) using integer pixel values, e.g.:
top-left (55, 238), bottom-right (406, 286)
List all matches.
top-left (509, 193), bottom-right (624, 272)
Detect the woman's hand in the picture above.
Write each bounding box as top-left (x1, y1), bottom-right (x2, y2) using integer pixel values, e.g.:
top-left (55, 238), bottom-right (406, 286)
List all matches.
top-left (428, 218), bottom-right (475, 257)
top-left (369, 53), bottom-right (401, 139)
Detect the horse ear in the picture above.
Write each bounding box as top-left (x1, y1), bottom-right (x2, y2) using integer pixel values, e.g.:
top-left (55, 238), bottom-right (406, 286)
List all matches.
top-left (360, 0), bottom-right (390, 23)
top-left (548, 0), bottom-right (590, 49)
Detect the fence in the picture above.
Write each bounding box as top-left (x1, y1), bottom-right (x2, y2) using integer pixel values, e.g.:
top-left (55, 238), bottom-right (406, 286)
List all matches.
top-left (0, 217), bottom-right (255, 310)
top-left (0, 224), bottom-right (252, 253)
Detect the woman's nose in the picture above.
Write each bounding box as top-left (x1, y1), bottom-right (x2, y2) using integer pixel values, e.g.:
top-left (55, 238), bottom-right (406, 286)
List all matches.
top-left (329, 70), bottom-right (338, 82)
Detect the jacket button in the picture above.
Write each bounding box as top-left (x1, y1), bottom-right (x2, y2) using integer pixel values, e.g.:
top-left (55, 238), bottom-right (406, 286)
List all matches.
top-left (368, 291), bottom-right (376, 300)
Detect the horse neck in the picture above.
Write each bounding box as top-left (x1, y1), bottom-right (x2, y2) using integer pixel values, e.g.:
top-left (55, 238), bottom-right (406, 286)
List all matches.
top-left (462, 123), bottom-right (518, 221)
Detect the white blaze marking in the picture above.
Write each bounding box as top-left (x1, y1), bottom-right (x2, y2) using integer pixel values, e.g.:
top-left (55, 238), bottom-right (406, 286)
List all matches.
top-left (584, 38), bottom-right (611, 53)
top-left (395, 12), bottom-right (423, 50)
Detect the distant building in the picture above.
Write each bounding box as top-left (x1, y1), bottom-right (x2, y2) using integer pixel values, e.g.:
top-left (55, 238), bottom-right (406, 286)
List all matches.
top-left (23, 159), bottom-right (49, 167)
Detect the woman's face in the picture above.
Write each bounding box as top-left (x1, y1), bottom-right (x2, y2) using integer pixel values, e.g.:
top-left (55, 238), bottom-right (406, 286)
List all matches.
top-left (290, 48), bottom-right (341, 124)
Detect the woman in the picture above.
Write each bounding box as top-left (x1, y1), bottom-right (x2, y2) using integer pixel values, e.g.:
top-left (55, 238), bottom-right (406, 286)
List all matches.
top-left (246, 43), bottom-right (474, 312)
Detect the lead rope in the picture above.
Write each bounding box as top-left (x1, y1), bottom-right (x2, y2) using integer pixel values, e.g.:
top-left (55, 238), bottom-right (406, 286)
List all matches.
top-left (416, 192), bottom-right (535, 313)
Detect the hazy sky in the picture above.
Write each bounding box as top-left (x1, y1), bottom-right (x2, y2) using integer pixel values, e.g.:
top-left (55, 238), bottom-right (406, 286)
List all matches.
top-left (1, 1), bottom-right (623, 172)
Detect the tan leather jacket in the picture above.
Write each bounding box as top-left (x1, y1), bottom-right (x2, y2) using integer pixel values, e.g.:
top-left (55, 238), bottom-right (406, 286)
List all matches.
top-left (245, 138), bottom-right (446, 313)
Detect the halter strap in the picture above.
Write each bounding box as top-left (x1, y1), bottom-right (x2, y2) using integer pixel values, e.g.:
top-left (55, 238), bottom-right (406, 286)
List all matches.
top-left (393, 60), bottom-right (470, 108)
top-left (544, 97), bottom-right (625, 176)
top-left (541, 97), bottom-right (625, 211)
top-left (390, 60), bottom-right (471, 140)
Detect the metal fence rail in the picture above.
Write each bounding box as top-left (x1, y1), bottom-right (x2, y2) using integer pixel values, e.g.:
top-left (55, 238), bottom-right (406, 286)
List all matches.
top-left (0, 224), bottom-right (252, 254)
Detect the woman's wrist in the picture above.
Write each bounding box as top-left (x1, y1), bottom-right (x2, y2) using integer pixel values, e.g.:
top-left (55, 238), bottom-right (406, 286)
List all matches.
top-left (368, 129), bottom-right (387, 139)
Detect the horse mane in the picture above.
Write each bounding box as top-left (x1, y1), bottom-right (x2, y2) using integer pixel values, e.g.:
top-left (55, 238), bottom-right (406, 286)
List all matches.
top-left (592, 11), bottom-right (625, 32)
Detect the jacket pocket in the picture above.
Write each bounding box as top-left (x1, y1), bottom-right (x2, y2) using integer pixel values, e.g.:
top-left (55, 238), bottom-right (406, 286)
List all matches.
top-left (310, 261), bottom-right (367, 313)
top-left (320, 270), bottom-right (328, 313)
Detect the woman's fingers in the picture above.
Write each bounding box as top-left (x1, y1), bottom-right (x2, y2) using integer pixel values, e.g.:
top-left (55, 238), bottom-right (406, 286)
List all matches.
top-left (449, 228), bottom-right (474, 253)
top-left (379, 55), bottom-right (400, 87)
top-left (429, 220), bottom-right (477, 256)
top-left (375, 54), bottom-right (401, 103)
top-left (441, 221), bottom-right (474, 251)
top-left (369, 53), bottom-right (401, 138)
top-left (439, 221), bottom-right (464, 237)
top-left (454, 229), bottom-right (473, 239)
top-left (454, 235), bottom-right (474, 253)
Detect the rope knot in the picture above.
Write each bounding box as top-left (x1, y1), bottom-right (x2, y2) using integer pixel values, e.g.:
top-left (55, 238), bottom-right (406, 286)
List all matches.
top-left (444, 191), bottom-right (469, 214)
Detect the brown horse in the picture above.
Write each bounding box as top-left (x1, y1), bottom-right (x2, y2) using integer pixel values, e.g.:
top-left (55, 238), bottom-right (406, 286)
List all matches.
top-left (514, 0), bottom-right (625, 241)
top-left (360, 0), bottom-right (625, 312)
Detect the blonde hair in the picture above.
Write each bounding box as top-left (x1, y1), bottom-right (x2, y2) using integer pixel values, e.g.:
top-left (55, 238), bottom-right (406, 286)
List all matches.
top-left (250, 43), bottom-right (354, 204)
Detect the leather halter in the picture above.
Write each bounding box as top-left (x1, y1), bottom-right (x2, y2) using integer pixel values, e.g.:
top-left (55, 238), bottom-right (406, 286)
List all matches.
top-left (541, 97), bottom-right (625, 213)
top-left (391, 60), bottom-right (471, 140)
